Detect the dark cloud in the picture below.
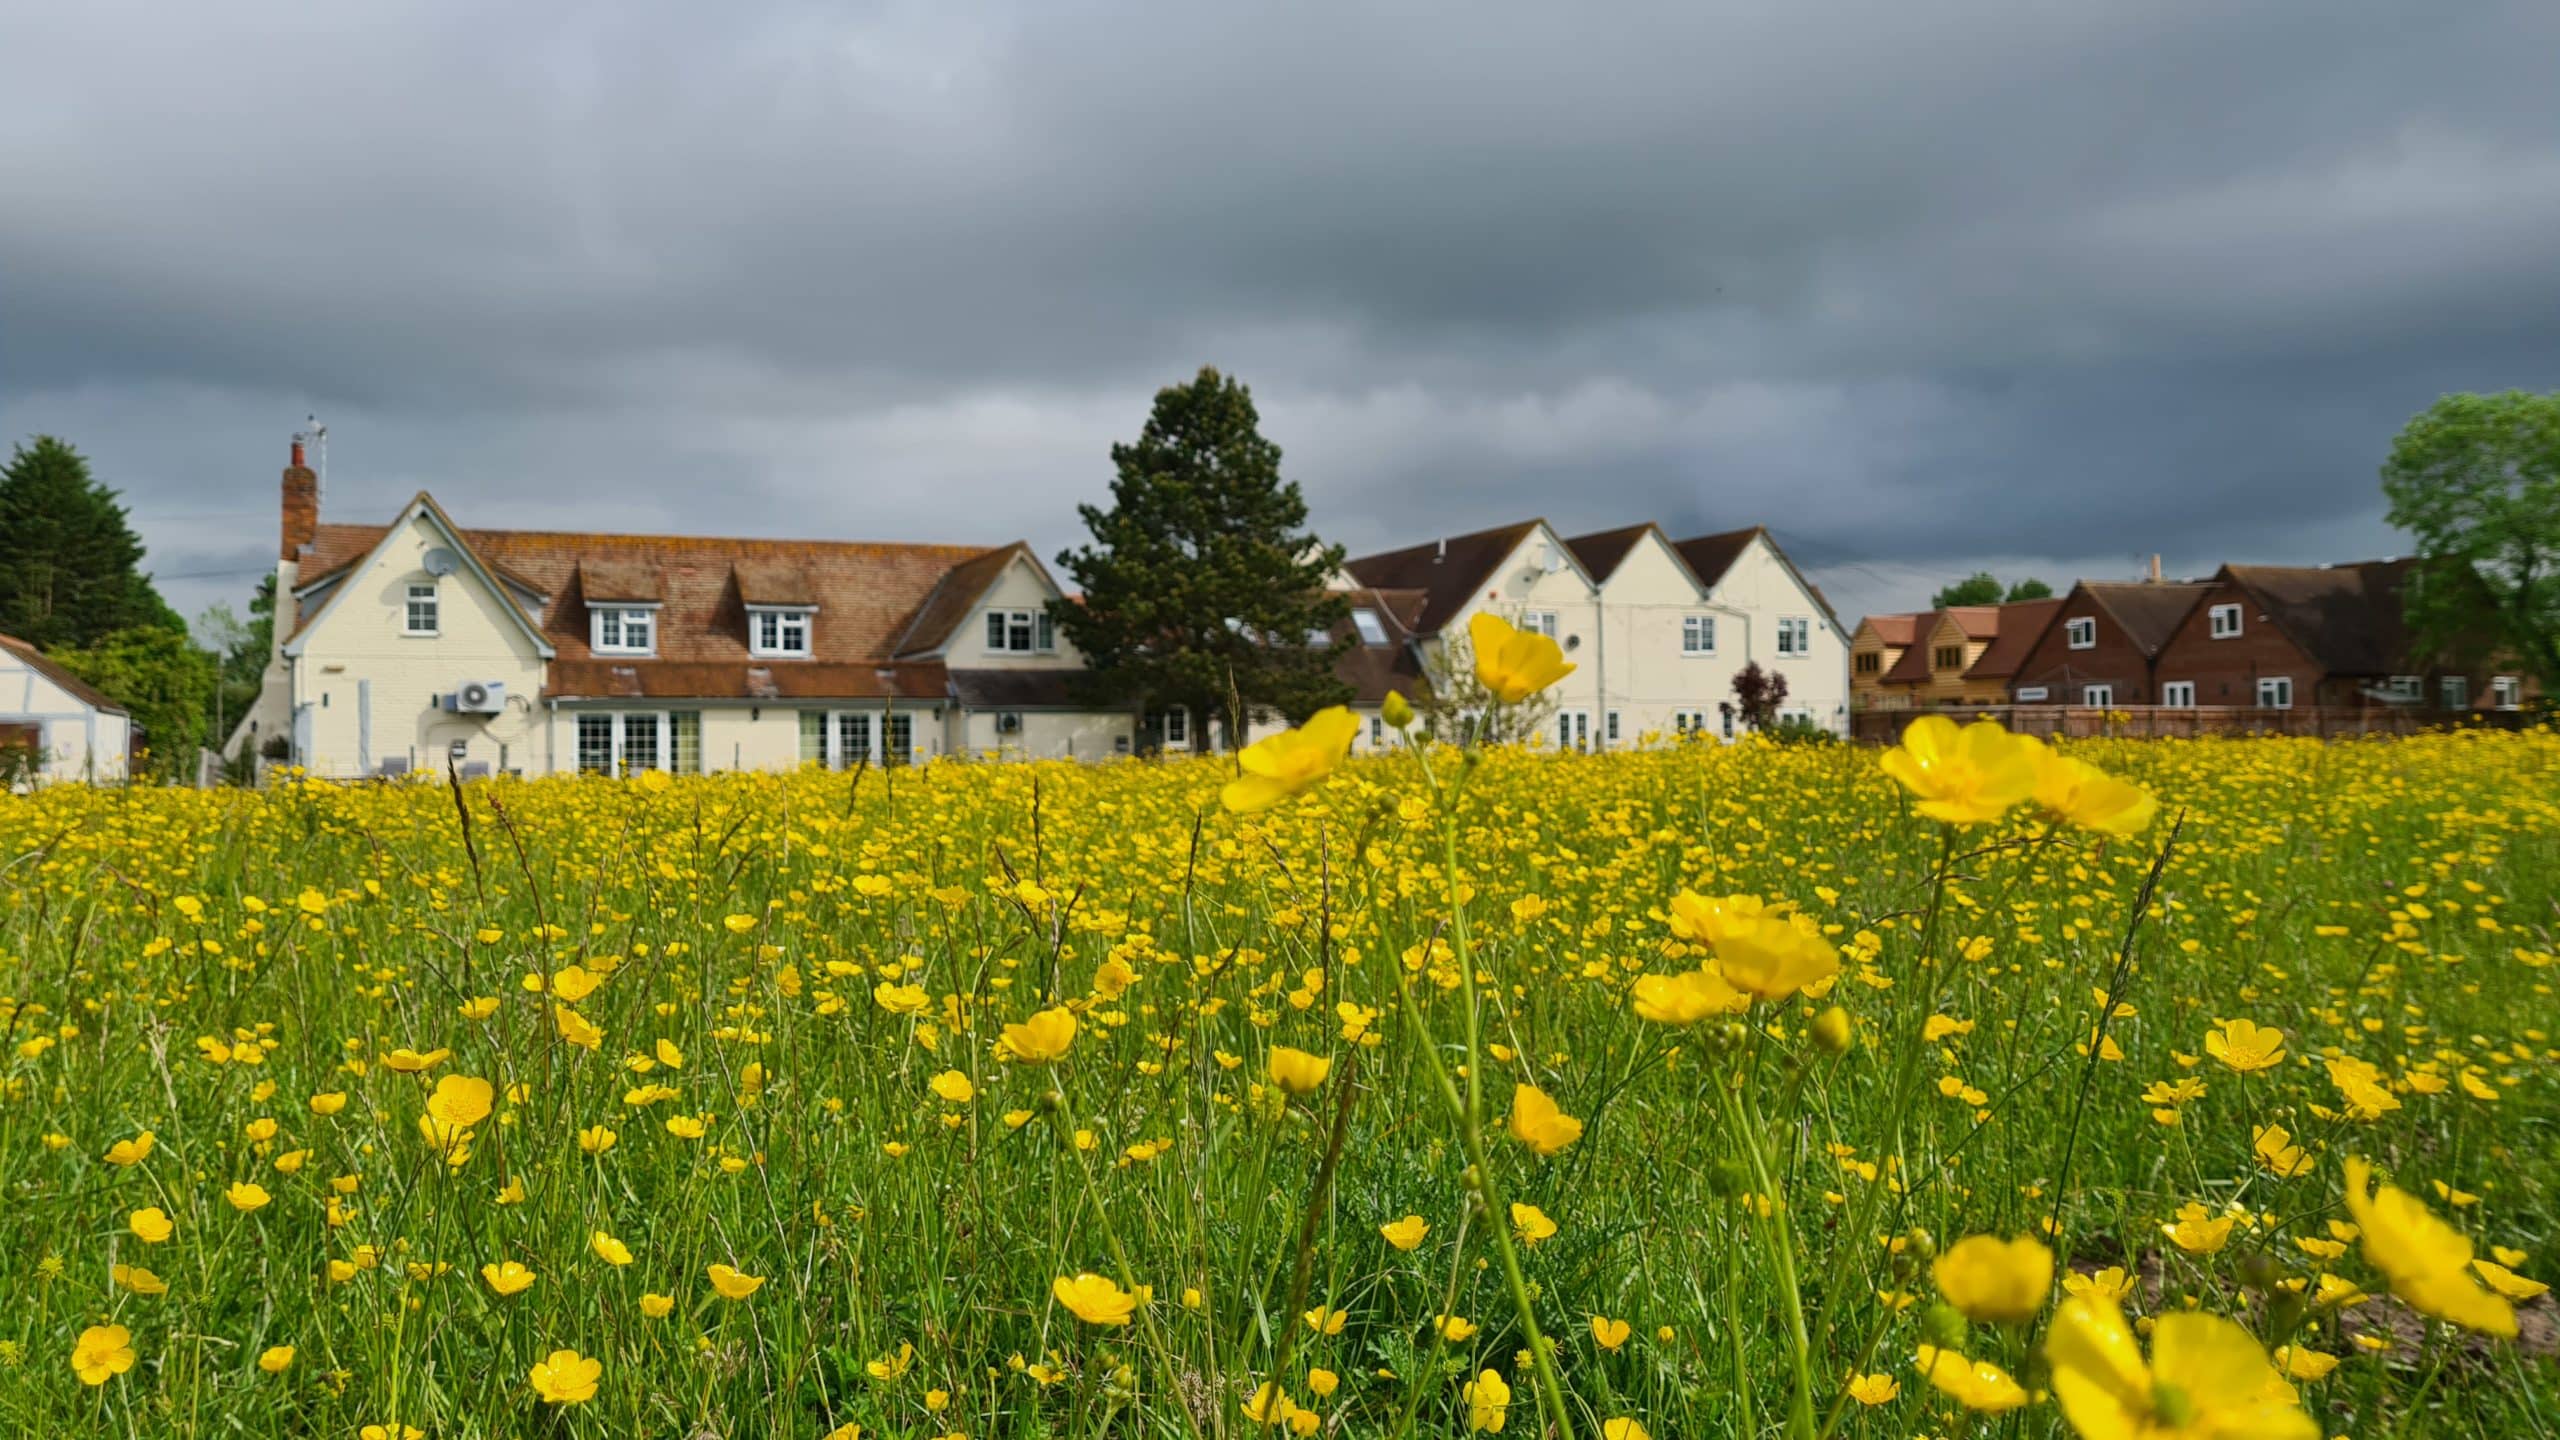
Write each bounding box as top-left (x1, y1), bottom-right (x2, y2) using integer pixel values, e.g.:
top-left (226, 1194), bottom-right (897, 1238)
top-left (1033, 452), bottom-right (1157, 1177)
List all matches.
top-left (5, 0), bottom-right (2556, 627)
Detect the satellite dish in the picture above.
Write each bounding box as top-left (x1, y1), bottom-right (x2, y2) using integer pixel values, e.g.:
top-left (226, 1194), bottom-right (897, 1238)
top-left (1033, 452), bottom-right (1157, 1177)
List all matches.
top-left (422, 548), bottom-right (460, 576)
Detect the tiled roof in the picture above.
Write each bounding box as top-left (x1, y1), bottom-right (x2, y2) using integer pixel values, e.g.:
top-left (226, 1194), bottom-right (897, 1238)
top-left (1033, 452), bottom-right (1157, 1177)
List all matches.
top-left (1879, 635), bottom-right (1938, 685)
top-left (895, 543), bottom-right (1037, 658)
top-left (1670, 527), bottom-right (1759, 590)
top-left (1858, 612), bottom-right (1929, 646)
top-left (0, 633), bottom-right (127, 714)
top-left (577, 559), bottom-right (664, 604)
top-left (946, 669), bottom-right (1087, 710)
top-left (1962, 598), bottom-right (2063, 680)
top-left (1344, 520), bottom-right (1544, 636)
top-left (2222, 560), bottom-right (2417, 676)
top-left (2080, 581), bottom-right (2210, 656)
top-left (1327, 587), bottom-right (1432, 704)
top-left (296, 511), bottom-right (1006, 692)
top-left (1562, 523), bottom-right (1657, 583)
top-left (1941, 605), bottom-right (2003, 639)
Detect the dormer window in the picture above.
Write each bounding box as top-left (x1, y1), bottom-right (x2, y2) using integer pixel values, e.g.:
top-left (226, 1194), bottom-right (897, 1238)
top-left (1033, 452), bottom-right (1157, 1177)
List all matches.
top-left (591, 606), bottom-right (657, 657)
top-left (749, 606), bottom-right (814, 658)
top-left (985, 609), bottom-right (1055, 654)
top-left (1351, 607), bottom-right (1388, 646)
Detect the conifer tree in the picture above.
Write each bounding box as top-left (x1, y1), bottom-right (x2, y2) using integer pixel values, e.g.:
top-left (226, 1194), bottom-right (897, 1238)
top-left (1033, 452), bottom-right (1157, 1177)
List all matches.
top-left (0, 436), bottom-right (178, 649)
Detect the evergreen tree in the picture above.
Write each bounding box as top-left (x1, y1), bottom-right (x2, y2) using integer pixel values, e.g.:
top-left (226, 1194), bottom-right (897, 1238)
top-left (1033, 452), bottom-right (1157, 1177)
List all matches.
top-left (55, 626), bottom-right (216, 782)
top-left (1053, 368), bottom-right (1351, 747)
top-left (0, 436), bottom-right (178, 649)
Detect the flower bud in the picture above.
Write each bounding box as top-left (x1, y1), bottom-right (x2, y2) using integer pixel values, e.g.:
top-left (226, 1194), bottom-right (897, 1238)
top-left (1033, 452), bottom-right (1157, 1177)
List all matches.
top-left (1811, 1006), bottom-right (1854, 1055)
top-left (1382, 691), bottom-right (1414, 730)
top-left (1920, 1301), bottom-right (1970, 1351)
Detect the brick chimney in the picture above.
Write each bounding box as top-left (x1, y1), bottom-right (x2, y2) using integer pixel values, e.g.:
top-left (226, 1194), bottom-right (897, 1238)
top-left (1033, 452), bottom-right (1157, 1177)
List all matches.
top-left (282, 439), bottom-right (319, 560)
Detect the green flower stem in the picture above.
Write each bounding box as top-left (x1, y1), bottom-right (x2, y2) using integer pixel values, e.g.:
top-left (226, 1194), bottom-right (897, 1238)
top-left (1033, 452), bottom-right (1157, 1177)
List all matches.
top-left (1721, 1070), bottom-right (1817, 1439)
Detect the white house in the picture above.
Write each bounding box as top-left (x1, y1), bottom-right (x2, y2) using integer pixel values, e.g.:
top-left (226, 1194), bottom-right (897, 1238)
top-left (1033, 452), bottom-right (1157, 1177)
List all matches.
top-left (1, 632), bottom-right (132, 784)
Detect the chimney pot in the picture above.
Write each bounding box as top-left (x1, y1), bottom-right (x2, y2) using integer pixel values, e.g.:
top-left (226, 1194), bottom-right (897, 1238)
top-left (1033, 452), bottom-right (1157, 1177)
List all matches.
top-left (291, 439), bottom-right (305, 468)
top-left (281, 439), bottom-right (321, 561)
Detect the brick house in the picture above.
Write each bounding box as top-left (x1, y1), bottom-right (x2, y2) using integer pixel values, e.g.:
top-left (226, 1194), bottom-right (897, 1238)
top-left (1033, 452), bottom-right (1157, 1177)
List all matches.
top-left (2007, 581), bottom-right (2209, 706)
top-left (2152, 560), bottom-right (2532, 712)
top-left (1849, 612), bottom-right (1927, 710)
top-left (1956, 596), bottom-right (2063, 700)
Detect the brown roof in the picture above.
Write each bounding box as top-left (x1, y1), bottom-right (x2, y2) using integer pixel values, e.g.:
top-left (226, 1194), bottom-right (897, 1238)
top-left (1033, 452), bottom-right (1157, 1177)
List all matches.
top-left (547, 660), bottom-right (950, 701)
top-left (2079, 581), bottom-right (2209, 656)
top-left (1962, 598), bottom-right (2064, 680)
top-left (946, 669), bottom-right (1086, 710)
top-left (1344, 520), bottom-right (1544, 635)
top-left (1942, 605), bottom-right (2003, 639)
top-left (1858, 612), bottom-right (1929, 646)
top-left (1562, 523), bottom-right (1658, 582)
top-left (2222, 560), bottom-right (2417, 676)
top-left (1669, 527), bottom-right (1759, 590)
top-left (1325, 587), bottom-right (1432, 704)
top-left (294, 502), bottom-right (1007, 694)
top-left (894, 543), bottom-right (1039, 658)
top-left (1879, 636), bottom-right (1937, 685)
top-left (0, 633), bottom-right (127, 714)
top-left (577, 559), bottom-right (664, 604)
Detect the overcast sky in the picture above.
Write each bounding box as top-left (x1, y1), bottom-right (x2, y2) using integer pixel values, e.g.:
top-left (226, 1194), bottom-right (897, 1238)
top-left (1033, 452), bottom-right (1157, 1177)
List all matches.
top-left (6, 1), bottom-right (2557, 627)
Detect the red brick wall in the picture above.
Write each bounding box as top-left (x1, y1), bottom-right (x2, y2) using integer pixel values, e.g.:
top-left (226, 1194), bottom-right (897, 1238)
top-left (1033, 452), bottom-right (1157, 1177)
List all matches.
top-left (2009, 592), bottom-right (2160, 704)
top-left (2153, 578), bottom-right (2325, 705)
top-left (282, 463), bottom-right (319, 560)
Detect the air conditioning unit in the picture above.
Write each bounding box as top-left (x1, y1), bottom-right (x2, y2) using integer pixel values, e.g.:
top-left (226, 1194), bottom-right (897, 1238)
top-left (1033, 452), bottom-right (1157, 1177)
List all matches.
top-left (995, 712), bottom-right (1024, 735)
top-left (445, 680), bottom-right (507, 714)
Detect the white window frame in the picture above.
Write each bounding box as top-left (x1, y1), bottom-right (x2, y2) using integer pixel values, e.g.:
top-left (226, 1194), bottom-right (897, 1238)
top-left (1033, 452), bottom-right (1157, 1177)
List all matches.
top-left (1681, 614), bottom-right (1717, 655)
top-left (2161, 681), bottom-right (2196, 708)
top-left (590, 605), bottom-right (658, 657)
top-left (1672, 709), bottom-right (1708, 735)
top-left (801, 709), bottom-right (915, 770)
top-left (2065, 617), bottom-right (2097, 650)
top-left (1776, 616), bottom-right (1811, 656)
top-left (2491, 675), bottom-right (2523, 709)
top-left (1605, 710), bottom-right (1621, 745)
top-left (1154, 707), bottom-right (1191, 751)
top-left (1351, 608), bottom-right (1388, 646)
top-left (2440, 675), bottom-right (2468, 710)
top-left (2015, 686), bottom-right (2050, 703)
top-left (404, 582), bottom-right (439, 637)
top-left (574, 711), bottom-right (694, 776)
top-left (2209, 603), bottom-right (2243, 639)
top-left (2081, 683), bottom-right (2115, 707)
top-left (2385, 675), bottom-right (2424, 702)
top-left (1556, 710), bottom-right (1591, 751)
top-left (2256, 676), bottom-right (2293, 710)
top-left (749, 606), bottom-right (815, 659)
top-left (985, 608), bottom-right (1056, 655)
top-left (1522, 610), bottom-right (1559, 640)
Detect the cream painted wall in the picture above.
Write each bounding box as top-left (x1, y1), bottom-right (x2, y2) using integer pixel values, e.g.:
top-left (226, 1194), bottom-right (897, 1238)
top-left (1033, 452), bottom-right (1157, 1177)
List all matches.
top-left (956, 708), bottom-right (1136, 761)
top-left (1706, 536), bottom-right (1852, 736)
top-left (289, 510), bottom-right (550, 778)
top-left (946, 556), bottom-right (1088, 671)
top-left (2, 654), bottom-right (130, 783)
top-left (1430, 527), bottom-right (1606, 747)
top-left (1587, 532), bottom-right (1726, 744)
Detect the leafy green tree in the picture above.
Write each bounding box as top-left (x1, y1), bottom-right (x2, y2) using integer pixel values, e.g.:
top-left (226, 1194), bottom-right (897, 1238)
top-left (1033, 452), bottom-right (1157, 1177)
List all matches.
top-left (1053, 368), bottom-right (1350, 747)
top-left (2004, 577), bottom-right (2053, 602)
top-left (196, 574), bottom-right (275, 747)
top-left (2382, 391), bottom-right (2560, 691)
top-left (56, 626), bottom-right (216, 781)
top-left (1931, 572), bottom-right (2003, 608)
top-left (0, 436), bottom-right (179, 649)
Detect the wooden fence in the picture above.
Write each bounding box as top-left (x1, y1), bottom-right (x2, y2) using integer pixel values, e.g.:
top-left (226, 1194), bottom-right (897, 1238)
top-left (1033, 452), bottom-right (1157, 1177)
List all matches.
top-left (1848, 705), bottom-right (2530, 746)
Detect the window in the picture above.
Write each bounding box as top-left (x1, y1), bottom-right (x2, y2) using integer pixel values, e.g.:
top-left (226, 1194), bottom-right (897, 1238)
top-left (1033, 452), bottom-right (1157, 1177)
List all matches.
top-left (985, 609), bottom-right (1055, 654)
top-left (1776, 617), bottom-right (1810, 656)
top-left (2016, 686), bottom-right (2050, 703)
top-left (591, 606), bottom-right (656, 656)
top-left (1854, 651), bottom-right (1880, 674)
top-left (799, 711), bottom-right (827, 766)
top-left (1672, 709), bottom-right (1709, 735)
top-left (574, 712), bottom-right (688, 775)
top-left (2209, 603), bottom-right (2243, 639)
top-left (2256, 676), bottom-right (2293, 709)
top-left (1935, 646), bottom-right (1963, 671)
top-left (1605, 711), bottom-right (1621, 744)
top-left (2161, 681), bottom-right (2196, 708)
top-left (1523, 611), bottom-right (1559, 639)
top-left (1720, 708), bottom-right (1735, 740)
top-left (1369, 715), bottom-right (1384, 747)
top-left (882, 712), bottom-right (913, 765)
top-left (2081, 683), bottom-right (2115, 707)
top-left (2492, 675), bottom-right (2523, 708)
top-left (2440, 675), bottom-right (2468, 710)
top-left (1556, 711), bottom-right (1590, 750)
top-left (2386, 675), bottom-right (2424, 702)
top-left (751, 608), bottom-right (813, 658)
top-left (405, 582), bottom-right (439, 636)
top-left (801, 711), bottom-right (912, 769)
top-left (2065, 617), bottom-right (2097, 650)
top-left (1351, 608), bottom-right (1388, 646)
top-left (1153, 707), bottom-right (1190, 750)
top-left (1682, 615), bottom-right (1717, 655)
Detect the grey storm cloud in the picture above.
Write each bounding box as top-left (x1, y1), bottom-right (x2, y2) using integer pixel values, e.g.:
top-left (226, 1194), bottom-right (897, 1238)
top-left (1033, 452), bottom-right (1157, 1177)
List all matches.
top-left (4, 0), bottom-right (2558, 626)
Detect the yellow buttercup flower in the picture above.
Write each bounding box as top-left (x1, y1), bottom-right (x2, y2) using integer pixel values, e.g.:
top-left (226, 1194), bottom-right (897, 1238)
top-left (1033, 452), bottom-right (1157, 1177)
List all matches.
top-left (257, 1345), bottom-right (295, 1374)
top-left (129, 1207), bottom-right (175, 1243)
top-left (1601, 1421), bottom-right (1649, 1440)
top-left (1630, 966), bottom-right (1749, 1024)
top-left (1052, 1271), bottom-right (1136, 1326)
top-left (427, 1073), bottom-right (496, 1128)
top-left (226, 1181), bottom-right (273, 1213)
top-left (104, 1131), bottom-right (156, 1167)
top-left (639, 1292), bottom-right (675, 1318)
top-left (1706, 911), bottom-right (1840, 1002)
top-left (482, 1261), bottom-right (536, 1297)
top-left (928, 1070), bottom-right (975, 1103)
top-left (1462, 1367), bottom-right (1512, 1432)
top-left (72, 1324), bottom-right (136, 1386)
top-left (1221, 706), bottom-right (1359, 813)
top-left (2029, 745), bottom-right (2158, 837)
top-left (1505, 1082), bottom-right (1584, 1156)
top-left (1380, 1215), bottom-right (1429, 1251)
top-left (590, 1230), bottom-right (633, 1266)
top-left (1001, 1006), bottom-right (1078, 1064)
top-left (1266, 1045), bottom-right (1332, 1096)
top-left (2342, 1156), bottom-right (2515, 1337)
top-left (1932, 1234), bottom-right (2053, 1323)
top-left (1589, 1315), bottom-right (1632, 1350)
top-left (707, 1263), bottom-right (766, 1300)
top-left (2044, 1296), bottom-right (2317, 1440)
top-left (1509, 1202), bottom-right (1557, 1244)
top-left (1469, 611), bottom-right (1574, 705)
top-left (529, 1348), bottom-right (601, 1405)
top-left (1879, 716), bottom-right (2039, 825)
top-left (1914, 1344), bottom-right (2027, 1412)
top-left (2204, 1018), bottom-right (2286, 1073)
top-left (1846, 1373), bottom-right (1899, 1405)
